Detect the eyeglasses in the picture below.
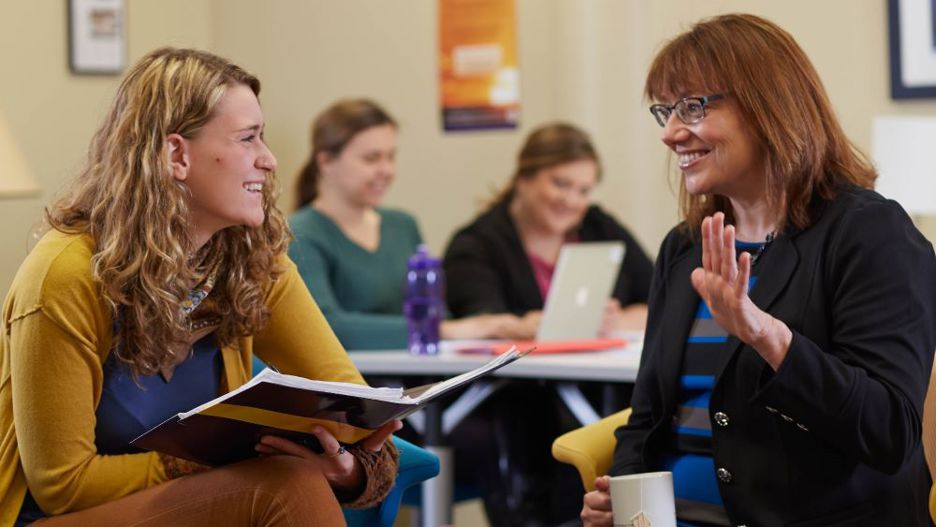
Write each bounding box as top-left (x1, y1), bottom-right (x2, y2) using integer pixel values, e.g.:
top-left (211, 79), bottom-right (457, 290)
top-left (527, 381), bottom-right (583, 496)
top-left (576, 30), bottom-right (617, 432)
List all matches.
top-left (649, 94), bottom-right (725, 127)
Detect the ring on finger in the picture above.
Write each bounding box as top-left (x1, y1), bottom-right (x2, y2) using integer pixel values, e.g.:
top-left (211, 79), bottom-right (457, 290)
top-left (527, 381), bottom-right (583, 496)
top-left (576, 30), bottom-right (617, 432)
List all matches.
top-left (327, 445), bottom-right (347, 458)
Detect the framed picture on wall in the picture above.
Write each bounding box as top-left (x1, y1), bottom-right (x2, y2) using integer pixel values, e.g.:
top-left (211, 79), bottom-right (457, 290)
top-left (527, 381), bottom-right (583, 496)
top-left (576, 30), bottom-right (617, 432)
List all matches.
top-left (888, 0), bottom-right (936, 98)
top-left (68, 0), bottom-right (125, 75)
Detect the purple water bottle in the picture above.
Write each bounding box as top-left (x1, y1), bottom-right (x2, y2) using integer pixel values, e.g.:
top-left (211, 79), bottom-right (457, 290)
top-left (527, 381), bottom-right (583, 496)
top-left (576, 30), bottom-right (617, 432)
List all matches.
top-left (404, 245), bottom-right (444, 356)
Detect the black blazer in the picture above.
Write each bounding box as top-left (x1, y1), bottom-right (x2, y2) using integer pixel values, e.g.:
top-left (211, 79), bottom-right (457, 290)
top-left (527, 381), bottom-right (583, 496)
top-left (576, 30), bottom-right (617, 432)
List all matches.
top-left (443, 199), bottom-right (654, 317)
top-left (610, 186), bottom-right (936, 526)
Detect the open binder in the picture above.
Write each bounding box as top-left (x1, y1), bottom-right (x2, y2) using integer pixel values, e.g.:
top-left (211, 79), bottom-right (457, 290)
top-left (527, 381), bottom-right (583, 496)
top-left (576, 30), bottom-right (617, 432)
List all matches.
top-left (131, 346), bottom-right (530, 466)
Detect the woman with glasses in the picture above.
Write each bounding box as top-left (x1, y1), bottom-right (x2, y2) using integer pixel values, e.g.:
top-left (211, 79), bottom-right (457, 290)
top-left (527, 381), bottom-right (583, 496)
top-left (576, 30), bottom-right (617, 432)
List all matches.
top-left (581, 14), bottom-right (935, 527)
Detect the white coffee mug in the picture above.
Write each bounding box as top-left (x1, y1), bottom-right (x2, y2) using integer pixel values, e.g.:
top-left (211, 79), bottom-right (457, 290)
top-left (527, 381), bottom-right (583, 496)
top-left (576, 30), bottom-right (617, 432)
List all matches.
top-left (608, 471), bottom-right (677, 527)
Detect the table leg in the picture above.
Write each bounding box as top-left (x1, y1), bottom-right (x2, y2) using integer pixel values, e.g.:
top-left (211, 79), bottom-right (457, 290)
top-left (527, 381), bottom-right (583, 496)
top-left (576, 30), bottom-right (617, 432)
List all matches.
top-left (556, 382), bottom-right (601, 425)
top-left (420, 401), bottom-right (453, 526)
top-left (418, 380), bottom-right (508, 525)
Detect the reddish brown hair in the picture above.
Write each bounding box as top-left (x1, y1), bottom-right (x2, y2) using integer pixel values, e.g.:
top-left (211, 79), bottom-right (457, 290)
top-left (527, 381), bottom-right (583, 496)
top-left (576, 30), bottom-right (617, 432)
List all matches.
top-left (645, 13), bottom-right (875, 232)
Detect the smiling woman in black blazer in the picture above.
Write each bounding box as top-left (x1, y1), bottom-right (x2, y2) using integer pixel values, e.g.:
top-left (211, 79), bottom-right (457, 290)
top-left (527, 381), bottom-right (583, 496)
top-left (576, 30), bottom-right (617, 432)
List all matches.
top-left (581, 14), bottom-right (936, 527)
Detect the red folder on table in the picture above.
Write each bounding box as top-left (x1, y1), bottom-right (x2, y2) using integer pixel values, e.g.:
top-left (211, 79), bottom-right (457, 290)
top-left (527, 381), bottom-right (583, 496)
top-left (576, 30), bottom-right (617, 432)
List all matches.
top-left (458, 338), bottom-right (627, 355)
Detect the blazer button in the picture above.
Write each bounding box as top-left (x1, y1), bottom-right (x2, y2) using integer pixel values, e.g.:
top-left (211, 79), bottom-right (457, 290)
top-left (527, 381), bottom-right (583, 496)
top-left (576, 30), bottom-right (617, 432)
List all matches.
top-left (716, 467), bottom-right (732, 483)
top-left (713, 411), bottom-right (729, 427)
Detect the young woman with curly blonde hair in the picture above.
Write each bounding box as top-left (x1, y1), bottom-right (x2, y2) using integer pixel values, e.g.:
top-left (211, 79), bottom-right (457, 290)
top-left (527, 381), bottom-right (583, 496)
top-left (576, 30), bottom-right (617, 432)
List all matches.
top-left (0, 47), bottom-right (399, 527)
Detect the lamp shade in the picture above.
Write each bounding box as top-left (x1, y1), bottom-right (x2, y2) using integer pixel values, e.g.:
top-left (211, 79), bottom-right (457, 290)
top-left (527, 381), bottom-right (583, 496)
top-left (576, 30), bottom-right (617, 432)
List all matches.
top-left (871, 116), bottom-right (936, 216)
top-left (0, 115), bottom-right (40, 198)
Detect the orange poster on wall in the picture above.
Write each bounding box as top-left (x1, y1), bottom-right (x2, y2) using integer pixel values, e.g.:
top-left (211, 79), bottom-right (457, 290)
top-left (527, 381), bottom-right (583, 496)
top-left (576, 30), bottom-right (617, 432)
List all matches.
top-left (438, 0), bottom-right (519, 131)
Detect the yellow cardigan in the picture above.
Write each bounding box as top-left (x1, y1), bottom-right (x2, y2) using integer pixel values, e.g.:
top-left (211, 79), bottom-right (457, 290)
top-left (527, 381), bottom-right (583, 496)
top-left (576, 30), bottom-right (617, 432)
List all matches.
top-left (0, 230), bottom-right (371, 525)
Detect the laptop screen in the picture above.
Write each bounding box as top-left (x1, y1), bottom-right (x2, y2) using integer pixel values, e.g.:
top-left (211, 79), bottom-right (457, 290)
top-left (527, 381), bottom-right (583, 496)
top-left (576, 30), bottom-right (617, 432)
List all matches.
top-left (536, 241), bottom-right (625, 341)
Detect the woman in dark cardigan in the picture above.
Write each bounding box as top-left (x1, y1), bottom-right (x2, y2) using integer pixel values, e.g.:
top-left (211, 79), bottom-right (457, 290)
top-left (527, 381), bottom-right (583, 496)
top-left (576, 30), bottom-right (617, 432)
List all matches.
top-left (444, 122), bottom-right (654, 335)
top-left (441, 123), bottom-right (654, 526)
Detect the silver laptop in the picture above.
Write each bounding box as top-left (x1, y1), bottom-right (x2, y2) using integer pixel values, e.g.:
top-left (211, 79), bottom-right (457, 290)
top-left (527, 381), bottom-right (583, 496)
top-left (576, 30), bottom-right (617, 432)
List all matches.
top-left (536, 241), bottom-right (626, 341)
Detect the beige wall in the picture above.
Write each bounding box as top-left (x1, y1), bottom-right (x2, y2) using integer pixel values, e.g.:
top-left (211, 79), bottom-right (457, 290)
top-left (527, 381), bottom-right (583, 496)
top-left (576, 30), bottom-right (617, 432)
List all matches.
top-left (0, 1), bottom-right (213, 295)
top-left (209, 0), bottom-right (561, 255)
top-left (2, 0), bottom-right (935, 297)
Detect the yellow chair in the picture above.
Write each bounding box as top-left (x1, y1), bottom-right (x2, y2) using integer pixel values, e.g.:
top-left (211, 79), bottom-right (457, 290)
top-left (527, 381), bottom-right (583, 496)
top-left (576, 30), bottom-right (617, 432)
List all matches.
top-left (551, 408), bottom-right (631, 492)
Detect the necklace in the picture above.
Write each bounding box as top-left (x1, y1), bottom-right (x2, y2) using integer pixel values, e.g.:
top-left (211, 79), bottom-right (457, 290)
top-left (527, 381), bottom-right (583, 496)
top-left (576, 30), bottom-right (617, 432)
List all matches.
top-left (749, 231), bottom-right (776, 267)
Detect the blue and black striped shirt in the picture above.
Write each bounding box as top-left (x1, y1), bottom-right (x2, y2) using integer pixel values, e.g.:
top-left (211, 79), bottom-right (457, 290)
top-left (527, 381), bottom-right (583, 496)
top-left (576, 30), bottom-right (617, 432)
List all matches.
top-left (664, 240), bottom-right (766, 527)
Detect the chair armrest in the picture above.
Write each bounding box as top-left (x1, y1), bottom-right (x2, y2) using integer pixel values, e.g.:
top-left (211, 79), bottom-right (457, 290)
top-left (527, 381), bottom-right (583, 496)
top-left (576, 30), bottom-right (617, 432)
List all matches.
top-left (343, 436), bottom-right (440, 527)
top-left (551, 408), bottom-right (631, 492)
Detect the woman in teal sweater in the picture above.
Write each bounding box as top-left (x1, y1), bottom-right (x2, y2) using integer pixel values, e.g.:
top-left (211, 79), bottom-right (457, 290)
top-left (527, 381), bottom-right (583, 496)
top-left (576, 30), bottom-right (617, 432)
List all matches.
top-left (288, 99), bottom-right (533, 350)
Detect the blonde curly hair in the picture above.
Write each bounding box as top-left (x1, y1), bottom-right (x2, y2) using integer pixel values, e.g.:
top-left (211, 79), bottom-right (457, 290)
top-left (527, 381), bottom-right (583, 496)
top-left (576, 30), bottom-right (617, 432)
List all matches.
top-left (46, 47), bottom-right (290, 377)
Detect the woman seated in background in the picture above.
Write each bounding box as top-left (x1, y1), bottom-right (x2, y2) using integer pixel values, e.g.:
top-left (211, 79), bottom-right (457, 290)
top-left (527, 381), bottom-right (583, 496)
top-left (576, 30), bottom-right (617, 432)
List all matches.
top-left (581, 14), bottom-right (935, 527)
top-left (433, 123), bottom-right (656, 526)
top-left (443, 122), bottom-right (654, 338)
top-left (289, 98), bottom-right (569, 526)
top-left (288, 98), bottom-right (531, 350)
top-left (0, 48), bottom-right (399, 527)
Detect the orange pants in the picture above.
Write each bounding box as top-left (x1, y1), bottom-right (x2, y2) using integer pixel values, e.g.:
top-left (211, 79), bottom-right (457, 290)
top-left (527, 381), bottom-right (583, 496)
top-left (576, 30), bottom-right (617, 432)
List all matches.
top-left (32, 456), bottom-right (346, 527)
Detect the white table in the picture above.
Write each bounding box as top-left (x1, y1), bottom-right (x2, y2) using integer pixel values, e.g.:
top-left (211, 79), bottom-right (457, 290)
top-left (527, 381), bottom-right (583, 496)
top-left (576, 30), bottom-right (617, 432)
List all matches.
top-left (349, 342), bottom-right (642, 527)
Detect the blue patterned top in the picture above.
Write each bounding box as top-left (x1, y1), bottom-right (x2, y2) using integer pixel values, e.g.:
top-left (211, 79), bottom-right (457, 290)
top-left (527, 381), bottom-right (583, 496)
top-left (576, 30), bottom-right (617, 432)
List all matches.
top-left (666, 240), bottom-right (766, 527)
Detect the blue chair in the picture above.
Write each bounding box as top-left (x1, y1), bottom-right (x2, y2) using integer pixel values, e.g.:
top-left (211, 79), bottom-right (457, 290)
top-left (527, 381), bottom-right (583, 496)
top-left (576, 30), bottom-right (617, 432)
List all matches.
top-left (251, 356), bottom-right (441, 527)
top-left (345, 436), bottom-right (441, 526)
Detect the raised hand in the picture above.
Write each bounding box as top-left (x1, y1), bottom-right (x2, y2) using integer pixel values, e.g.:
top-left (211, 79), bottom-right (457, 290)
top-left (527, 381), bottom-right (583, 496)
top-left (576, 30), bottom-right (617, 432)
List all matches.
top-left (689, 213), bottom-right (791, 370)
